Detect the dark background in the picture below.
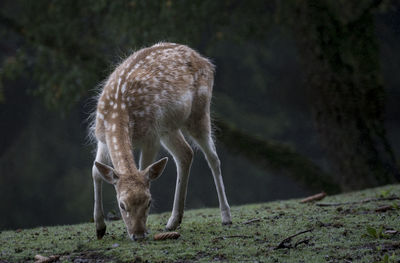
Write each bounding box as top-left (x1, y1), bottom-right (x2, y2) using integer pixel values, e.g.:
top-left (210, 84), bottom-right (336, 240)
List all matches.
top-left (0, 0), bottom-right (399, 230)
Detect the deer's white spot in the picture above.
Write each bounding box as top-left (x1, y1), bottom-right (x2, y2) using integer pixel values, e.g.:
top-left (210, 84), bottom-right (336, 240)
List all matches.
top-left (181, 90), bottom-right (192, 102)
top-left (198, 85), bottom-right (209, 95)
top-left (127, 69), bottom-right (135, 78)
top-left (112, 112), bottom-right (118, 119)
top-left (112, 124), bottom-right (116, 132)
top-left (113, 104), bottom-right (118, 109)
top-left (121, 103), bottom-right (126, 110)
top-left (115, 78), bottom-right (122, 99)
top-left (114, 144), bottom-right (119, 150)
top-left (121, 83), bottom-right (127, 94)
top-left (97, 113), bottom-right (104, 120)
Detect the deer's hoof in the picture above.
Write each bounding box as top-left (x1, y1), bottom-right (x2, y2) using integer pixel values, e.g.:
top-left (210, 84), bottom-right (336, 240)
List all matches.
top-left (166, 216), bottom-right (181, 230)
top-left (222, 220), bottom-right (232, 226)
top-left (221, 210), bottom-right (232, 226)
top-left (96, 226), bottom-right (106, 239)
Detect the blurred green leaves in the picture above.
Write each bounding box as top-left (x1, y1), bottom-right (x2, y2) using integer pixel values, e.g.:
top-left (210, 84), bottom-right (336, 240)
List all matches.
top-left (0, 0), bottom-right (277, 110)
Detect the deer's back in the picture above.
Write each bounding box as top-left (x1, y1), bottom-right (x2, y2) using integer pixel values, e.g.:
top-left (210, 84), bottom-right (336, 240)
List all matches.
top-left (95, 43), bottom-right (214, 142)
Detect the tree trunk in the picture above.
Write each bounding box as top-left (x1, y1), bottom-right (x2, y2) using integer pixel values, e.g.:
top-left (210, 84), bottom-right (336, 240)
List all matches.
top-left (292, 0), bottom-right (399, 190)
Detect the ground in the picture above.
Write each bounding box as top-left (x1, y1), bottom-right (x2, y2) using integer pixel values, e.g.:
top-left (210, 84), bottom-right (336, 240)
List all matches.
top-left (1, 184), bottom-right (399, 263)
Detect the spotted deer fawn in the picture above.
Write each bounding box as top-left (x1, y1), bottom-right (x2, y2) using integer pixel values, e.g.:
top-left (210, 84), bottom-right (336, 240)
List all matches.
top-left (91, 43), bottom-right (232, 241)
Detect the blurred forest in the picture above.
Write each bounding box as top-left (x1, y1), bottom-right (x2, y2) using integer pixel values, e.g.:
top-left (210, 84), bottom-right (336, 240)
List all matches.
top-left (0, 0), bottom-right (399, 230)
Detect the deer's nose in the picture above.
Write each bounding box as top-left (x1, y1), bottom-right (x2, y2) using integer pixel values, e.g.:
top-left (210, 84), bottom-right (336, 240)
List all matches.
top-left (130, 232), bottom-right (146, 241)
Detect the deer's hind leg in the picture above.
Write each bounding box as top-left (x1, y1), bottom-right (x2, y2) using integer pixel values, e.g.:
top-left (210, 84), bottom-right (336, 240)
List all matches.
top-left (161, 130), bottom-right (194, 230)
top-left (139, 139), bottom-right (161, 170)
top-left (92, 141), bottom-right (110, 239)
top-left (186, 112), bottom-right (232, 225)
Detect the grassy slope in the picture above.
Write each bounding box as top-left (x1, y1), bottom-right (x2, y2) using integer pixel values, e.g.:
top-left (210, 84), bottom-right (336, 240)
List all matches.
top-left (1, 184), bottom-right (399, 263)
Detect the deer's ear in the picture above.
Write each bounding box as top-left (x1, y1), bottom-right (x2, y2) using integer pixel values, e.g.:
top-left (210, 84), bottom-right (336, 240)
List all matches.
top-left (145, 157), bottom-right (168, 181)
top-left (94, 162), bottom-right (119, 184)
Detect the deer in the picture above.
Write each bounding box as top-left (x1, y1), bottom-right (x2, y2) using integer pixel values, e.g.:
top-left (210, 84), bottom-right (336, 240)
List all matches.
top-left (90, 42), bottom-right (232, 241)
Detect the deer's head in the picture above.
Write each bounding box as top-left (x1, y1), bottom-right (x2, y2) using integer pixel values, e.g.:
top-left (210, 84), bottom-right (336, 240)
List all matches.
top-left (94, 157), bottom-right (168, 240)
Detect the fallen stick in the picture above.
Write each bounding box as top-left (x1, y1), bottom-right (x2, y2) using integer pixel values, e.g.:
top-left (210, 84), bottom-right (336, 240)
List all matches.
top-left (316, 196), bottom-right (400, 207)
top-left (274, 228), bottom-right (313, 249)
top-left (34, 255), bottom-right (60, 263)
top-left (375, 205), bottom-right (394, 212)
top-left (384, 230), bottom-right (398, 235)
top-left (300, 192), bottom-right (327, 203)
top-left (294, 237), bottom-right (312, 248)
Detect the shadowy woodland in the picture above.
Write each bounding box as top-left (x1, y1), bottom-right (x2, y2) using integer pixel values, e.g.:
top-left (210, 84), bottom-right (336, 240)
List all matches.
top-left (0, 0), bottom-right (399, 230)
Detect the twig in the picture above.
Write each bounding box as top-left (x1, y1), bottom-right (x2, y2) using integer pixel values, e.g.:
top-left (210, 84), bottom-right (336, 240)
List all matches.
top-left (243, 218), bottom-right (261, 224)
top-left (375, 205), bottom-right (394, 212)
top-left (274, 228), bottom-right (313, 249)
top-left (34, 255), bottom-right (60, 263)
top-left (300, 192), bottom-right (327, 203)
top-left (316, 196), bottom-right (399, 207)
top-left (294, 237), bottom-right (312, 248)
top-left (384, 230), bottom-right (398, 235)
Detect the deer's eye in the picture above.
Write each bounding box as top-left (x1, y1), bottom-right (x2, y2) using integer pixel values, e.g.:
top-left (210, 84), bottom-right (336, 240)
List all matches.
top-left (147, 200), bottom-right (152, 208)
top-left (120, 202), bottom-right (126, 211)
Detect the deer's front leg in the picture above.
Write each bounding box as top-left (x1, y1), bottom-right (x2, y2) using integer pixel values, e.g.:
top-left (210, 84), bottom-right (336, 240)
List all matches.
top-left (162, 130), bottom-right (194, 230)
top-left (92, 142), bottom-right (110, 239)
top-left (92, 164), bottom-right (107, 239)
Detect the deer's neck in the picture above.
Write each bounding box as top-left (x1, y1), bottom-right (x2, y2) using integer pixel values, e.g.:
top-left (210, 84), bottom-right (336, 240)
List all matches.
top-left (105, 115), bottom-right (137, 175)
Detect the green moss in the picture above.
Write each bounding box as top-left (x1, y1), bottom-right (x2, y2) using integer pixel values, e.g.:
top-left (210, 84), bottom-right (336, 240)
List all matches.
top-left (1, 184), bottom-right (399, 262)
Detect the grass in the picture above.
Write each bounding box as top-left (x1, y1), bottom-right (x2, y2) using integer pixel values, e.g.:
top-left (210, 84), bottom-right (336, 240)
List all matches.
top-left (1, 184), bottom-right (399, 262)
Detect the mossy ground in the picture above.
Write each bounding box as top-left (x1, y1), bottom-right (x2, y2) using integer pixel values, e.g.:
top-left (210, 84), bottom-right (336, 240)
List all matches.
top-left (1, 184), bottom-right (399, 263)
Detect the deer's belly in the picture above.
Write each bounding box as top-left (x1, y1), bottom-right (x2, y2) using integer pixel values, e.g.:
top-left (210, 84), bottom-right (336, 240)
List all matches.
top-left (129, 97), bottom-right (192, 141)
